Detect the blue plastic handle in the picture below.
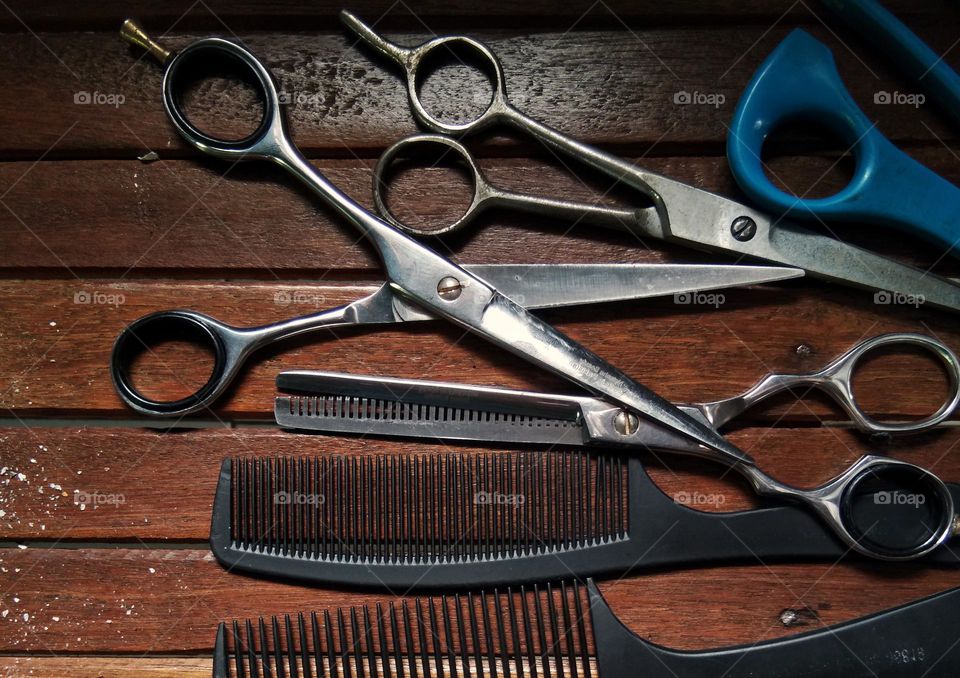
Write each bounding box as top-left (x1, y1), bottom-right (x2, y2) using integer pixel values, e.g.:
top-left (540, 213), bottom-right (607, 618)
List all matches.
top-left (727, 29), bottom-right (960, 256)
top-left (824, 0), bottom-right (960, 130)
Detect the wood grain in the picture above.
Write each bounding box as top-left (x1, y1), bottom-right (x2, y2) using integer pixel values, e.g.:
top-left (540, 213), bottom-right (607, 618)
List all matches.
top-left (0, 551), bottom-right (957, 653)
top-left (0, 656), bottom-right (210, 677)
top-left (2, 426), bottom-right (959, 541)
top-left (3, 3), bottom-right (960, 674)
top-left (0, 23), bottom-right (956, 159)
top-left (2, 150), bottom-right (959, 276)
top-left (0, 0), bottom-right (954, 31)
top-left (1, 280), bottom-right (958, 418)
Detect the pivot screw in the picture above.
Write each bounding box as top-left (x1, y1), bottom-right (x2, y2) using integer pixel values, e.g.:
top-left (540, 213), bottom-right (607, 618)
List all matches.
top-left (613, 410), bottom-right (640, 436)
top-left (437, 276), bottom-right (463, 300)
top-left (730, 216), bottom-right (757, 241)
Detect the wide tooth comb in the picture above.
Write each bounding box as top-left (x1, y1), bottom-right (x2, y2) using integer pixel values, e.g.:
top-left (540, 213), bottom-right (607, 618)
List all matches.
top-left (210, 453), bottom-right (960, 590)
top-left (214, 579), bottom-right (960, 677)
top-left (214, 580), bottom-right (595, 678)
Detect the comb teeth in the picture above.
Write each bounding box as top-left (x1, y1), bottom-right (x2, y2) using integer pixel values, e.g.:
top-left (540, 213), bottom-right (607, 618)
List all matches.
top-left (230, 452), bottom-right (627, 564)
top-left (284, 394), bottom-right (584, 429)
top-left (216, 581), bottom-right (595, 678)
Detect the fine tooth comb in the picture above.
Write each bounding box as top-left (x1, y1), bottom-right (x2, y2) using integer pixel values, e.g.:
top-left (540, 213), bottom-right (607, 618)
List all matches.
top-left (209, 453), bottom-right (960, 590)
top-left (213, 578), bottom-right (960, 677)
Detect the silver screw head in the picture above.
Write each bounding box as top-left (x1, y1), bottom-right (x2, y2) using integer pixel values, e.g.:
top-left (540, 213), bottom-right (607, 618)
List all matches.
top-left (437, 276), bottom-right (463, 300)
top-left (613, 410), bottom-right (640, 436)
top-left (730, 216), bottom-right (758, 241)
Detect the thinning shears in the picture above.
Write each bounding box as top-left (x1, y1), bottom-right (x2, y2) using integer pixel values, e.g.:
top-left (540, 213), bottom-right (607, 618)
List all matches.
top-left (340, 11), bottom-right (960, 312)
top-left (277, 333), bottom-right (960, 561)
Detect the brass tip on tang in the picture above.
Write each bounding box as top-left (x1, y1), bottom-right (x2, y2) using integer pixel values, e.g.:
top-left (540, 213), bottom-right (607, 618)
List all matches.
top-left (120, 18), bottom-right (172, 65)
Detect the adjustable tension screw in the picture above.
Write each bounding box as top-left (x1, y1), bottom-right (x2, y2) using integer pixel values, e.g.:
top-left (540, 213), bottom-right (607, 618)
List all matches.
top-left (613, 410), bottom-right (640, 436)
top-left (437, 276), bottom-right (463, 300)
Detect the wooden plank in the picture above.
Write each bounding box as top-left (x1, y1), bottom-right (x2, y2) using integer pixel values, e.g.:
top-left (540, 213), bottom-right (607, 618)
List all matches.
top-left (0, 24), bottom-right (955, 158)
top-left (0, 656), bottom-right (209, 677)
top-left (2, 150), bottom-right (959, 275)
top-left (1, 426), bottom-right (959, 541)
top-left (1, 279), bottom-right (958, 418)
top-left (0, 0), bottom-right (953, 31)
top-left (0, 549), bottom-right (957, 653)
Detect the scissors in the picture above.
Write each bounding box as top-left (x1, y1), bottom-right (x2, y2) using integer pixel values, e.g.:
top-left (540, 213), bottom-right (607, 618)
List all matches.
top-left (728, 29), bottom-right (960, 256)
top-left (117, 19), bottom-right (756, 462)
top-left (277, 332), bottom-right (960, 560)
top-left (339, 11), bottom-right (960, 312)
top-left (111, 262), bottom-right (798, 416)
top-left (118, 20), bottom-right (955, 560)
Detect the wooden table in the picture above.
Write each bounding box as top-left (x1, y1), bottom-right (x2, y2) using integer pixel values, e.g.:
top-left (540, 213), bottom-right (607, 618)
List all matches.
top-left (2, 1), bottom-right (960, 675)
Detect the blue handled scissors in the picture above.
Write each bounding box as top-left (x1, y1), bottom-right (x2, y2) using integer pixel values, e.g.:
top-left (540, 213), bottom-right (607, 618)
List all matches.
top-left (728, 29), bottom-right (960, 257)
top-left (339, 12), bottom-right (960, 312)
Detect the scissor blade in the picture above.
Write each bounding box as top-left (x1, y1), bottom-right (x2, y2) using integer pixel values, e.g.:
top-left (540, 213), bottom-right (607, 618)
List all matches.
top-left (278, 370), bottom-right (587, 419)
top-left (645, 177), bottom-right (960, 312)
top-left (762, 225), bottom-right (960, 312)
top-left (276, 370), bottom-right (710, 452)
top-left (463, 263), bottom-right (802, 309)
top-left (387, 262), bottom-right (802, 323)
top-left (275, 394), bottom-right (589, 445)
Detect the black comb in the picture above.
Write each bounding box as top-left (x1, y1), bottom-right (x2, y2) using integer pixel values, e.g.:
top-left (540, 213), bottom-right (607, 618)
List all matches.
top-left (210, 453), bottom-right (960, 590)
top-left (213, 578), bottom-right (960, 677)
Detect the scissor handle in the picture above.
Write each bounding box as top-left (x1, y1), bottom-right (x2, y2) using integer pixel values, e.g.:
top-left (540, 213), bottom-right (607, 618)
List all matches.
top-left (727, 29), bottom-right (960, 254)
top-left (833, 456), bottom-right (955, 560)
top-left (160, 37), bottom-right (290, 161)
top-left (342, 10), bottom-right (511, 134)
top-left (110, 310), bottom-right (251, 417)
top-left (373, 134), bottom-right (643, 236)
top-left (806, 333), bottom-right (960, 433)
top-left (111, 302), bottom-right (361, 417)
top-left (373, 135), bottom-right (489, 236)
top-left (702, 333), bottom-right (960, 433)
top-left (745, 455), bottom-right (954, 560)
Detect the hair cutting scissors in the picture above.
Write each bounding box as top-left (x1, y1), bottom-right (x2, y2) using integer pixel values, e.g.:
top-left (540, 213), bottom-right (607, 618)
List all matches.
top-left (117, 20), bottom-right (752, 461)
top-left (119, 20), bottom-right (955, 561)
top-left (276, 332), bottom-right (960, 560)
top-left (340, 11), bottom-right (960, 312)
top-left (111, 262), bottom-right (797, 416)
